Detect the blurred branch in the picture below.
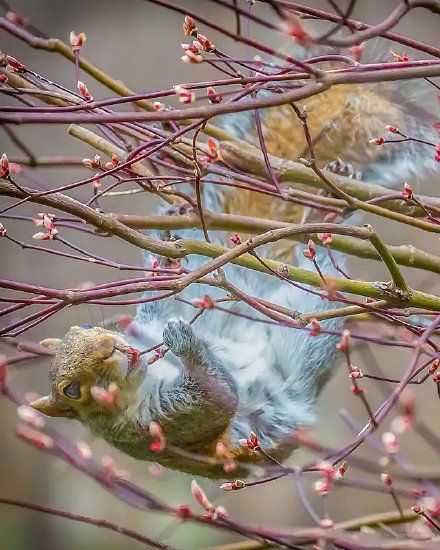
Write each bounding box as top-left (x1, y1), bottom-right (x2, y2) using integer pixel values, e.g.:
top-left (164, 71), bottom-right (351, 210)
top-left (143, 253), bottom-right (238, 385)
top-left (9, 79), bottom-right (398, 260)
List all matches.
top-left (0, 498), bottom-right (174, 550)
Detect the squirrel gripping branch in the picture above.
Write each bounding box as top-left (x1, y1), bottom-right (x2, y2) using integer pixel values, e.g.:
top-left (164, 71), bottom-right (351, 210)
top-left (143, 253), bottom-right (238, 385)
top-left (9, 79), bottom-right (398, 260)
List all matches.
top-left (31, 41), bottom-right (439, 479)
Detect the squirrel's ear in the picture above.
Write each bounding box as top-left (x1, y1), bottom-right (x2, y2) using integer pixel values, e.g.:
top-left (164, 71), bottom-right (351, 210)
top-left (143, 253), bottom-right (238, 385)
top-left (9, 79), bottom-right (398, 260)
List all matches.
top-left (39, 338), bottom-right (61, 351)
top-left (30, 395), bottom-right (73, 417)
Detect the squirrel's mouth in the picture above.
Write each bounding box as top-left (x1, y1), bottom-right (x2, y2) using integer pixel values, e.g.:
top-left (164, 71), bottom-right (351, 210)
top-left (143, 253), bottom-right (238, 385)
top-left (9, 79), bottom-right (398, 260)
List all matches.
top-left (103, 340), bottom-right (142, 380)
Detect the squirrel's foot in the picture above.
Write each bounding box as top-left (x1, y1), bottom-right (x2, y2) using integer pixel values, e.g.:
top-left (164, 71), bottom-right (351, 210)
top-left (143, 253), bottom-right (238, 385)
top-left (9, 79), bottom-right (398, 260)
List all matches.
top-left (163, 203), bottom-right (194, 218)
top-left (157, 203), bottom-right (194, 243)
top-left (163, 318), bottom-right (196, 357)
top-left (325, 158), bottom-right (362, 180)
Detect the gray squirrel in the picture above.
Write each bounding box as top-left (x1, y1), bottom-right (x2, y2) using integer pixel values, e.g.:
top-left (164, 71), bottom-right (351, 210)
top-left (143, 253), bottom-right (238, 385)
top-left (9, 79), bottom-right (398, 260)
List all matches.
top-left (31, 60), bottom-right (439, 478)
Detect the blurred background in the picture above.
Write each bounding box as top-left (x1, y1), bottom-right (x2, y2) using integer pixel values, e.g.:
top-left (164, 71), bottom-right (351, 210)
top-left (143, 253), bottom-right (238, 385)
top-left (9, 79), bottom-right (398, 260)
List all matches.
top-left (0, 1), bottom-right (439, 548)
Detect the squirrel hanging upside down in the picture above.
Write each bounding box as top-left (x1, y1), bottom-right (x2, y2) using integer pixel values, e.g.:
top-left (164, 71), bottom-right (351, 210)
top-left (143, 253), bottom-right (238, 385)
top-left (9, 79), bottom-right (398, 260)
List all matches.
top-left (30, 52), bottom-right (439, 479)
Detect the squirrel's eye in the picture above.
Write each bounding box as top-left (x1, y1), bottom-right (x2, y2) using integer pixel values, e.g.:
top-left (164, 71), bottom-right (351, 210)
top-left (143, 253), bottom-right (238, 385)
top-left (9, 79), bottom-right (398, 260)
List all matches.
top-left (63, 381), bottom-right (82, 399)
top-left (80, 323), bottom-right (93, 329)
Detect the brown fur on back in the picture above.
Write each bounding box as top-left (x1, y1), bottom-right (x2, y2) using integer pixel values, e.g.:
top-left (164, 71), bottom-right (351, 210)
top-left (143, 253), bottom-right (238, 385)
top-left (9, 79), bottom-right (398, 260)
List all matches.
top-left (222, 85), bottom-right (404, 261)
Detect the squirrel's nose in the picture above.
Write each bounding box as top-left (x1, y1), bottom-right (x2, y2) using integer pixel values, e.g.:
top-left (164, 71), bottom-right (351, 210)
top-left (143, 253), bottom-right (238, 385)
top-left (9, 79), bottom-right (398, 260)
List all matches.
top-left (95, 334), bottom-right (115, 359)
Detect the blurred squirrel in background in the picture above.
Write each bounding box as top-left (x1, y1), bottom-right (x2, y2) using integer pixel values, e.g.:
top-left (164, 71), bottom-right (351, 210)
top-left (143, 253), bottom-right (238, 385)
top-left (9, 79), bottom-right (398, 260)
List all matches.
top-left (31, 34), bottom-right (439, 478)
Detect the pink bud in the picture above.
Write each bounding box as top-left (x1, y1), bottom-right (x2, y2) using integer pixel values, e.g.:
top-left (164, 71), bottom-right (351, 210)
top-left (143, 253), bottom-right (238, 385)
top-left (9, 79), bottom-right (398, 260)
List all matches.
top-left (191, 479), bottom-right (213, 511)
top-left (0, 222), bottom-right (6, 237)
top-left (32, 231), bottom-right (56, 241)
top-left (207, 138), bottom-right (220, 160)
top-left (309, 318), bottom-right (322, 337)
top-left (313, 478), bottom-right (329, 495)
top-left (336, 461), bottom-right (348, 479)
top-left (403, 182), bottom-right (413, 200)
top-left (6, 11), bottom-right (28, 26)
top-left (369, 137), bottom-right (385, 145)
top-left (349, 367), bottom-right (363, 379)
top-left (279, 18), bottom-right (311, 46)
top-left (42, 214), bottom-right (55, 230)
top-left (82, 154), bottom-right (101, 169)
top-left (386, 125), bottom-right (399, 133)
top-left (249, 431), bottom-right (259, 448)
top-left (6, 55), bottom-right (26, 71)
top-left (391, 51), bottom-right (409, 62)
top-left (230, 233), bottom-right (241, 245)
top-left (70, 31), bottom-right (87, 51)
top-left (382, 431), bottom-right (398, 453)
top-left (149, 420), bottom-right (166, 451)
top-left (153, 101), bottom-right (165, 111)
top-left (181, 49), bottom-right (203, 64)
top-left (207, 86), bottom-right (222, 104)
top-left (380, 473), bottom-right (392, 486)
top-left (318, 233), bottom-right (332, 245)
top-left (76, 441), bottom-right (92, 459)
top-left (183, 15), bottom-right (198, 37)
top-left (173, 84), bottom-right (196, 104)
top-left (77, 80), bottom-right (93, 101)
top-left (17, 405), bottom-right (45, 428)
top-left (195, 34), bottom-right (215, 52)
top-left (302, 239), bottom-right (316, 261)
top-left (348, 43), bottom-right (365, 60)
top-left (220, 479), bottom-right (245, 491)
top-left (0, 153), bottom-right (10, 178)
top-left (336, 330), bottom-right (350, 351)
top-left (16, 424), bottom-right (54, 449)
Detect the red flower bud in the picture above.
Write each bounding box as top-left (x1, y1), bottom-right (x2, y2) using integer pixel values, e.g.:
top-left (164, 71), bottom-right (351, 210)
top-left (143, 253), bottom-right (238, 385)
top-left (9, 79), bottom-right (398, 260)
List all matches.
top-left (207, 138), bottom-right (220, 160)
top-left (280, 18), bottom-right (311, 46)
top-left (348, 43), bottom-right (365, 60)
top-left (309, 318), bottom-right (322, 336)
top-left (369, 137), bottom-right (385, 145)
top-left (0, 153), bottom-right (9, 178)
top-left (303, 239), bottom-right (316, 260)
top-left (195, 34), bottom-right (215, 52)
top-left (6, 55), bottom-right (26, 71)
top-left (183, 15), bottom-right (198, 37)
top-left (6, 11), bottom-right (28, 26)
top-left (207, 86), bottom-right (222, 104)
top-left (70, 31), bottom-right (87, 51)
top-left (191, 480), bottom-right (213, 511)
top-left (391, 51), bottom-right (409, 62)
top-left (402, 182), bottom-right (413, 200)
top-left (230, 233), bottom-right (241, 245)
top-left (380, 473), bottom-right (392, 486)
top-left (318, 232), bottom-right (332, 245)
top-left (77, 80), bottom-right (93, 101)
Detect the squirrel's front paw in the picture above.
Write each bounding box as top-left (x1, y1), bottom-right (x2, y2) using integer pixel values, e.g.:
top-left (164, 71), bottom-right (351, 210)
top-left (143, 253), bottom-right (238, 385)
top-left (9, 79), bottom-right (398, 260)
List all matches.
top-left (325, 158), bottom-right (362, 180)
top-left (163, 318), bottom-right (195, 356)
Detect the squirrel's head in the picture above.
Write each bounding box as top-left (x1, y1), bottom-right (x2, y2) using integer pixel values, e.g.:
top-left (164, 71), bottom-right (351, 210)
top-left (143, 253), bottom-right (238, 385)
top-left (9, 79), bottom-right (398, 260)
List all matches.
top-left (30, 324), bottom-right (143, 420)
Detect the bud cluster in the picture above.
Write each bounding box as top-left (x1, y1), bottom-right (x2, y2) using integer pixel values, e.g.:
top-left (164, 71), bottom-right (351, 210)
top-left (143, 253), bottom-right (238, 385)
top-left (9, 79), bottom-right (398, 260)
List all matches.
top-left (32, 213), bottom-right (58, 240)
